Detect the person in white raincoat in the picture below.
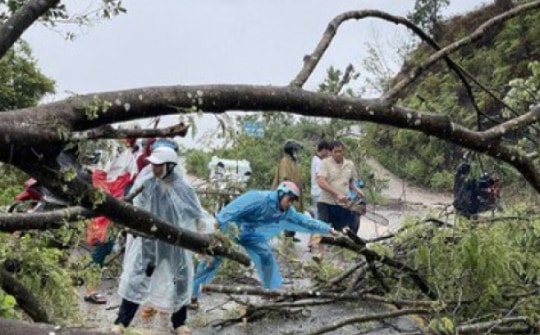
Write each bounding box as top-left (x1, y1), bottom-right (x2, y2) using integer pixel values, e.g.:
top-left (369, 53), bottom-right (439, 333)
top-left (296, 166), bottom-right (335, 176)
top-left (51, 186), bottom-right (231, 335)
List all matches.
top-left (112, 146), bottom-right (209, 334)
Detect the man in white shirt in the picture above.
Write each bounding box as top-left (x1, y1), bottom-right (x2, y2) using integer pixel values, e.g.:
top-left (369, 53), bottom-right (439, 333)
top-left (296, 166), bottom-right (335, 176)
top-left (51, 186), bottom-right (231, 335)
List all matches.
top-left (308, 140), bottom-right (331, 251)
top-left (310, 140), bottom-right (331, 218)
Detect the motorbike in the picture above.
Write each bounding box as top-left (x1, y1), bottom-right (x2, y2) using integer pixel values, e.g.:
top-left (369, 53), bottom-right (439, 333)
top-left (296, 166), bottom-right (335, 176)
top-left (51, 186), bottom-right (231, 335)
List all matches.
top-left (8, 178), bottom-right (69, 214)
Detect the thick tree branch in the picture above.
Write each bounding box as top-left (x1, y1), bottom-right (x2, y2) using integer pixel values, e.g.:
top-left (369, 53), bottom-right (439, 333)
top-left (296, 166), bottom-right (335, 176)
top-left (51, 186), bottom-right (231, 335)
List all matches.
top-left (8, 155), bottom-right (251, 266)
top-left (383, 0), bottom-right (540, 101)
top-left (0, 0), bottom-right (60, 59)
top-left (0, 318), bottom-right (108, 335)
top-left (0, 85), bottom-right (539, 192)
top-left (0, 268), bottom-right (49, 322)
top-left (0, 206), bottom-right (92, 232)
top-left (70, 122), bottom-right (189, 141)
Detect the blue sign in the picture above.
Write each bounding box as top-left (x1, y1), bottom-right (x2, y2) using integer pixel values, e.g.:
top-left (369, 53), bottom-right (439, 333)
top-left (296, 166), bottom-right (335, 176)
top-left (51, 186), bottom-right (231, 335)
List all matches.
top-left (243, 121), bottom-right (264, 137)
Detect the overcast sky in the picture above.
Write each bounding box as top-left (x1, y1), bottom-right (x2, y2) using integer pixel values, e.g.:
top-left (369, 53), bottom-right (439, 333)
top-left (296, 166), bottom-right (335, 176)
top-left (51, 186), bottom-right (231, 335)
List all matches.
top-left (22, 0), bottom-right (488, 148)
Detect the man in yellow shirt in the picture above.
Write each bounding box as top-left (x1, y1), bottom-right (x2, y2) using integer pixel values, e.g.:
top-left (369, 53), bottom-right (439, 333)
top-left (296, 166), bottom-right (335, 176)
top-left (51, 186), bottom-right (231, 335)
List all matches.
top-left (316, 140), bottom-right (364, 231)
top-left (272, 140), bottom-right (303, 242)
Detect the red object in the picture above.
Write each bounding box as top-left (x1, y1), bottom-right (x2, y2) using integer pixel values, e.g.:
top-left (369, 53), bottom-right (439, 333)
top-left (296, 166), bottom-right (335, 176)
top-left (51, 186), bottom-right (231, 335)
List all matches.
top-left (15, 178), bottom-right (41, 201)
top-left (136, 138), bottom-right (156, 171)
top-left (86, 170), bottom-right (133, 246)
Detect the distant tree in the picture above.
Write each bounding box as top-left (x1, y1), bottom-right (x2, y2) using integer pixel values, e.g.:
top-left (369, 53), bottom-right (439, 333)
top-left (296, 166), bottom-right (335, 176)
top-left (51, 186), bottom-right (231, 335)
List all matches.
top-left (0, 41), bottom-right (54, 111)
top-left (407, 0), bottom-right (450, 39)
top-left (495, 0), bottom-right (514, 11)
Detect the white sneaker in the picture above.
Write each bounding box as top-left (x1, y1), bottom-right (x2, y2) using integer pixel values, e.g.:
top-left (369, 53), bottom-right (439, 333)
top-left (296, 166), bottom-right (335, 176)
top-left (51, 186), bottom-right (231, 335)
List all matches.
top-left (175, 325), bottom-right (193, 335)
top-left (111, 324), bottom-right (125, 334)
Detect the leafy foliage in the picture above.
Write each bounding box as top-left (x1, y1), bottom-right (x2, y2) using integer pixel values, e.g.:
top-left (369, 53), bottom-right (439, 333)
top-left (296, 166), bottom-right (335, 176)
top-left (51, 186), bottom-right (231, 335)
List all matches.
top-left (364, 2), bottom-right (540, 192)
top-left (407, 0), bottom-right (450, 39)
top-left (387, 213), bottom-right (540, 325)
top-left (0, 42), bottom-right (54, 112)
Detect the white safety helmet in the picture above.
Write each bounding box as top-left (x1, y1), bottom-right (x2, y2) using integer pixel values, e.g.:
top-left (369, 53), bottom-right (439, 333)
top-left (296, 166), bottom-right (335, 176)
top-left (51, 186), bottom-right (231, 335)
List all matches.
top-left (146, 146), bottom-right (178, 165)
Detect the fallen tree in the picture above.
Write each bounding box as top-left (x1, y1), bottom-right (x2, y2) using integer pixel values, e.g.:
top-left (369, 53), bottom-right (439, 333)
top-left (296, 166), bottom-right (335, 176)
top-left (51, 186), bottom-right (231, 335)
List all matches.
top-left (0, 0), bottom-right (539, 331)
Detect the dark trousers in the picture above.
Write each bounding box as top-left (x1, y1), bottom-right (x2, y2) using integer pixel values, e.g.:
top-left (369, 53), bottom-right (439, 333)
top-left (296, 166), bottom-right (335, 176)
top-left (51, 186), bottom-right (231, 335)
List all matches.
top-left (114, 298), bottom-right (187, 329)
top-left (317, 202), bottom-right (356, 231)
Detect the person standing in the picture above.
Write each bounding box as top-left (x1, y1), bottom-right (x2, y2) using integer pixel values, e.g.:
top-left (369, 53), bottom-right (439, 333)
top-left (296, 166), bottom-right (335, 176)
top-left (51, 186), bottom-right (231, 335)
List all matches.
top-left (111, 146), bottom-right (206, 335)
top-left (84, 137), bottom-right (140, 304)
top-left (316, 140), bottom-right (364, 232)
top-left (272, 140), bottom-right (303, 242)
top-left (307, 140), bottom-right (331, 251)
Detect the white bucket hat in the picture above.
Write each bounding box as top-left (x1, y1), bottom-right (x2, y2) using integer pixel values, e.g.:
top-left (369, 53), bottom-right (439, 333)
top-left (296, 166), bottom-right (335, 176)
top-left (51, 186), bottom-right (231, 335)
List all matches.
top-left (146, 146), bottom-right (178, 165)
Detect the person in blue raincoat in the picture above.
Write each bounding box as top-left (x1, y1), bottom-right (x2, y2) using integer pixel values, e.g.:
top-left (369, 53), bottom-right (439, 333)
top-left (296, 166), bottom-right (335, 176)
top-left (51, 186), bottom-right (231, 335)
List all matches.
top-left (189, 181), bottom-right (338, 309)
top-left (112, 146), bottom-right (211, 335)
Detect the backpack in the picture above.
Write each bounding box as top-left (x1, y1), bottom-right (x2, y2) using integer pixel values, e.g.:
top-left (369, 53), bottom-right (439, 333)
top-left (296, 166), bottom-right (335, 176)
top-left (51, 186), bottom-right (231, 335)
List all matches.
top-left (453, 162), bottom-right (500, 217)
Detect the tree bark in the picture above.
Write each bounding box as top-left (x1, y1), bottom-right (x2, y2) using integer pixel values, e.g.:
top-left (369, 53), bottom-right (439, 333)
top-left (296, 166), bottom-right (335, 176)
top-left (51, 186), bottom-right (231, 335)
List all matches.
top-left (0, 206), bottom-right (93, 232)
top-left (0, 0), bottom-right (60, 59)
top-left (1, 85), bottom-right (539, 191)
top-left (0, 318), bottom-right (109, 335)
top-left (0, 268), bottom-right (49, 322)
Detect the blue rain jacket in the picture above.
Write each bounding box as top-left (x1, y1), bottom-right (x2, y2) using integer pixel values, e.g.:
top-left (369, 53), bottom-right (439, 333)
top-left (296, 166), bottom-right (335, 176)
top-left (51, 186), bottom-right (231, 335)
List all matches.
top-left (193, 190), bottom-right (331, 297)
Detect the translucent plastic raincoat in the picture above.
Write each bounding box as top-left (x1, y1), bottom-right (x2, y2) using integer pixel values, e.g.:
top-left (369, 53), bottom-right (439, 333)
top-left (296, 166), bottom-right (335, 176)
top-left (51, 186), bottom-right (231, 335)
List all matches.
top-left (118, 171), bottom-right (212, 312)
top-left (193, 190), bottom-right (331, 297)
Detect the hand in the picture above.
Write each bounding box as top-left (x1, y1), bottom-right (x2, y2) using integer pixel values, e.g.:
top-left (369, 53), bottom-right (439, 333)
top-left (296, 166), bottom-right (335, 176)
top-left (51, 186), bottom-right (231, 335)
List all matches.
top-left (329, 228), bottom-right (339, 236)
top-left (336, 193), bottom-right (347, 203)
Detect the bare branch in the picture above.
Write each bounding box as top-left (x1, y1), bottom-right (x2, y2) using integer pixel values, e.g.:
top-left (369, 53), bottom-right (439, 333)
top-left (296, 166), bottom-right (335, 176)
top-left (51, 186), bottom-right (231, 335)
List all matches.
top-left (328, 260), bottom-right (366, 286)
top-left (334, 64), bottom-right (355, 95)
top-left (480, 105), bottom-right (540, 142)
top-left (202, 284), bottom-right (439, 308)
top-left (383, 0), bottom-right (540, 101)
top-left (0, 207), bottom-right (92, 232)
top-left (306, 308), bottom-right (431, 335)
top-left (455, 316), bottom-right (530, 334)
top-left (291, 9), bottom-right (435, 88)
top-left (70, 122), bottom-right (190, 141)
top-left (0, 0), bottom-right (60, 59)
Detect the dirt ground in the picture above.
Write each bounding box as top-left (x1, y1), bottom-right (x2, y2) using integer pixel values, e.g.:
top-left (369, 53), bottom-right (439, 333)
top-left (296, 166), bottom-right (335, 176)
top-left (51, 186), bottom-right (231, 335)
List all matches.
top-left (77, 160), bottom-right (454, 334)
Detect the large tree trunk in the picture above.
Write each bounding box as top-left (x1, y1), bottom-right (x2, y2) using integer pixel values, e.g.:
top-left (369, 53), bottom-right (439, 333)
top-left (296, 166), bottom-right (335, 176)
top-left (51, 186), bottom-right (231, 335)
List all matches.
top-left (0, 318), bottom-right (109, 335)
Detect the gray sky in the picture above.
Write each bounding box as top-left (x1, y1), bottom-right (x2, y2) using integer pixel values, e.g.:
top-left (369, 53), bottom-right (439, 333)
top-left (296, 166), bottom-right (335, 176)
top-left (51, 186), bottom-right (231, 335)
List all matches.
top-left (22, 0), bottom-right (488, 148)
